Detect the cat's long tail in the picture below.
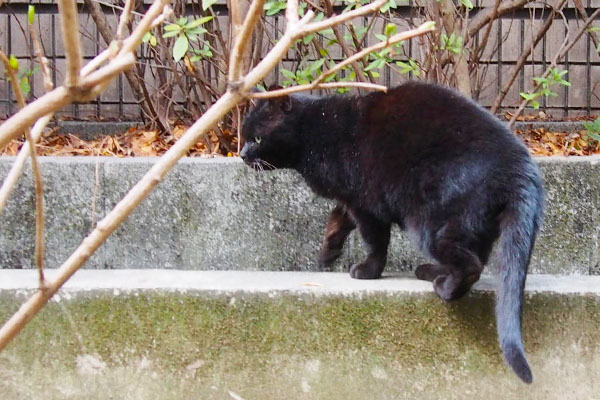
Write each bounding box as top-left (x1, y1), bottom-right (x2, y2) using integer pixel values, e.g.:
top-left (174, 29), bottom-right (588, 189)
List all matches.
top-left (496, 173), bottom-right (544, 384)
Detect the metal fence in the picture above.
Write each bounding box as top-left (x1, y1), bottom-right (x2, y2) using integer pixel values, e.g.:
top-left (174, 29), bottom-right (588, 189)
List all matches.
top-left (1, 0), bottom-right (600, 121)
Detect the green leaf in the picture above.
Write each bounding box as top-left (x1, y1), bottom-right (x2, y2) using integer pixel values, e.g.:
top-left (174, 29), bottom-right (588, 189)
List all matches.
top-left (532, 100), bottom-right (540, 109)
top-left (319, 28), bottom-right (335, 37)
top-left (173, 34), bottom-right (189, 62)
top-left (187, 26), bottom-right (208, 36)
top-left (280, 69), bottom-right (297, 80)
top-left (202, 0), bottom-right (217, 10)
top-left (375, 33), bottom-right (388, 42)
top-left (150, 35), bottom-right (157, 47)
top-left (324, 73), bottom-right (337, 83)
top-left (519, 92), bottom-right (537, 101)
top-left (319, 48), bottom-right (329, 57)
top-left (385, 23), bottom-right (397, 37)
top-left (164, 24), bottom-right (182, 32)
top-left (303, 34), bottom-right (315, 45)
top-left (177, 17), bottom-right (188, 26)
top-left (396, 61), bottom-right (412, 74)
top-left (462, 0), bottom-right (474, 9)
top-left (8, 55), bottom-right (18, 70)
top-left (364, 58), bottom-right (385, 72)
top-left (310, 58), bottom-right (326, 72)
top-left (20, 76), bottom-right (30, 96)
top-left (28, 5), bottom-right (36, 25)
top-left (163, 31), bottom-right (180, 38)
top-left (186, 16), bottom-right (214, 29)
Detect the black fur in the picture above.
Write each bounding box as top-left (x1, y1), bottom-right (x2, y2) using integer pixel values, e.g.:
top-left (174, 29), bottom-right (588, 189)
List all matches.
top-left (241, 82), bottom-right (544, 383)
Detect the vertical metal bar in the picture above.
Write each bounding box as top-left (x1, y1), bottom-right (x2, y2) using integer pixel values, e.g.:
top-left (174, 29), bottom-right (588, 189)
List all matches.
top-left (3, 14), bottom-right (8, 116)
top-left (497, 17), bottom-right (502, 107)
top-left (95, 12), bottom-right (101, 118)
top-left (586, 0), bottom-right (592, 115)
top-left (274, 15), bottom-right (279, 85)
top-left (74, 6), bottom-right (80, 119)
top-left (542, 7), bottom-right (547, 110)
top-left (28, 15), bottom-right (34, 101)
top-left (7, 14), bottom-right (13, 116)
top-left (118, 70), bottom-right (123, 118)
top-left (563, 20), bottom-right (569, 117)
top-left (519, 17), bottom-right (524, 95)
top-left (51, 14), bottom-right (57, 93)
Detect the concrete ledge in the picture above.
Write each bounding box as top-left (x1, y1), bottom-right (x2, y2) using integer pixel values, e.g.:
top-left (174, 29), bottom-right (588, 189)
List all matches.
top-left (2, 269), bottom-right (600, 296)
top-left (1, 156), bottom-right (599, 274)
top-left (2, 270), bottom-right (600, 399)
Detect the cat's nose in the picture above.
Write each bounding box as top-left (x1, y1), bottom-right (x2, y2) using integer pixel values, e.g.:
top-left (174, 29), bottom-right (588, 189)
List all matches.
top-left (240, 143), bottom-right (249, 161)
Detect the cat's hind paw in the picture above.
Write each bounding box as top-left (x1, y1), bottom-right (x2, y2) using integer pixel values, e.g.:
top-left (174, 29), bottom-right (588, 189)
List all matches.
top-left (349, 261), bottom-right (383, 280)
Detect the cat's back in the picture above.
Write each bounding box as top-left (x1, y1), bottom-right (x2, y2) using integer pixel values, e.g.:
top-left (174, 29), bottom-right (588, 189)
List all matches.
top-left (357, 81), bottom-right (529, 165)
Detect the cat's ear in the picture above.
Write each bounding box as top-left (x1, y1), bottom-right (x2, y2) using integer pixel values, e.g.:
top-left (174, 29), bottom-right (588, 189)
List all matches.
top-left (274, 95), bottom-right (292, 113)
top-left (266, 85), bottom-right (292, 113)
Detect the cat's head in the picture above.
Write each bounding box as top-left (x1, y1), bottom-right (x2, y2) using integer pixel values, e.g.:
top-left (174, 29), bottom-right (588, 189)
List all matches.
top-left (240, 93), bottom-right (303, 171)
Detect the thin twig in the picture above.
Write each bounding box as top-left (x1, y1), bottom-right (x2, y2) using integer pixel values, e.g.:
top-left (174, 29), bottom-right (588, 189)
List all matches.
top-left (0, 0), bottom-right (171, 151)
top-left (310, 22), bottom-right (436, 89)
top-left (0, 50), bottom-right (47, 286)
top-left (509, 8), bottom-right (600, 126)
top-left (0, 0), bottom-right (423, 355)
top-left (323, 0), bottom-right (367, 84)
top-left (491, 0), bottom-right (567, 114)
top-left (249, 82), bottom-right (387, 98)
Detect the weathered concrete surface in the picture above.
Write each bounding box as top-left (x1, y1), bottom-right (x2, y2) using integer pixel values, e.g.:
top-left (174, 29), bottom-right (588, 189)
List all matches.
top-left (0, 156), bottom-right (599, 273)
top-left (3, 269), bottom-right (600, 295)
top-left (1, 270), bottom-right (600, 399)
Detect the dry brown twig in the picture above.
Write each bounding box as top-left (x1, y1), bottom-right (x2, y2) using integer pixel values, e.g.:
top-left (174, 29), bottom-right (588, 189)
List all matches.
top-left (0, 0), bottom-right (172, 151)
top-left (508, 8), bottom-right (600, 126)
top-left (250, 21), bottom-right (436, 99)
top-left (0, 0), bottom-right (433, 353)
top-left (0, 50), bottom-right (48, 286)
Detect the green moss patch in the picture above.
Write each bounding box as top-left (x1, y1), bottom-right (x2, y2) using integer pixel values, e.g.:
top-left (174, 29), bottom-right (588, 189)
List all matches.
top-left (1, 291), bottom-right (600, 399)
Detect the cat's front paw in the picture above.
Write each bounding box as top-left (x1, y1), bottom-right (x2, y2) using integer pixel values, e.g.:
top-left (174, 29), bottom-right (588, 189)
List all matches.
top-left (349, 262), bottom-right (382, 279)
top-left (318, 247), bottom-right (342, 269)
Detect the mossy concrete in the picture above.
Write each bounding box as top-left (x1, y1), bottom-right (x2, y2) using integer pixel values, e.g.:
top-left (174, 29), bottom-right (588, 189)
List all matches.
top-left (1, 156), bottom-right (599, 274)
top-left (1, 286), bottom-right (600, 399)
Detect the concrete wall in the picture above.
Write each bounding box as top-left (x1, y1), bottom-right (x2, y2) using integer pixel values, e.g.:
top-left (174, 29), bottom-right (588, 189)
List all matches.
top-left (1, 156), bottom-right (599, 274)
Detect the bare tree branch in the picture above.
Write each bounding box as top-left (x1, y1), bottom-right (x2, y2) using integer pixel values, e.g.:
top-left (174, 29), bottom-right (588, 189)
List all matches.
top-left (0, 0), bottom-right (432, 355)
top-left (573, 0), bottom-right (600, 49)
top-left (324, 0), bottom-right (368, 84)
top-left (0, 51), bottom-right (47, 286)
top-left (116, 0), bottom-right (135, 42)
top-left (0, 0), bottom-right (171, 151)
top-left (468, 0), bottom-right (536, 39)
top-left (250, 81), bottom-right (387, 98)
top-left (491, 0), bottom-right (567, 114)
top-left (57, 0), bottom-right (83, 87)
top-left (229, 0), bottom-right (266, 83)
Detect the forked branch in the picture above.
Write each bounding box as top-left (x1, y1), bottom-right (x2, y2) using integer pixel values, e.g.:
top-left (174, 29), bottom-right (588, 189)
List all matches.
top-left (0, 0), bottom-right (433, 354)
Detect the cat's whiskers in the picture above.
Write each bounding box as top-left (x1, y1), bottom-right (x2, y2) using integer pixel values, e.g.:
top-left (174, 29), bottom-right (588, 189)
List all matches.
top-left (260, 160), bottom-right (276, 170)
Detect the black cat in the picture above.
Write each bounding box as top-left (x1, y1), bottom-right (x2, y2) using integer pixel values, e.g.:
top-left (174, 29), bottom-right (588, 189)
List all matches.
top-left (240, 81), bottom-right (544, 383)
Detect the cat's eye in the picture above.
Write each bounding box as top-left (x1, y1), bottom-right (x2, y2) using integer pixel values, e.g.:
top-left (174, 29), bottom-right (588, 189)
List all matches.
top-left (255, 136), bottom-right (262, 144)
